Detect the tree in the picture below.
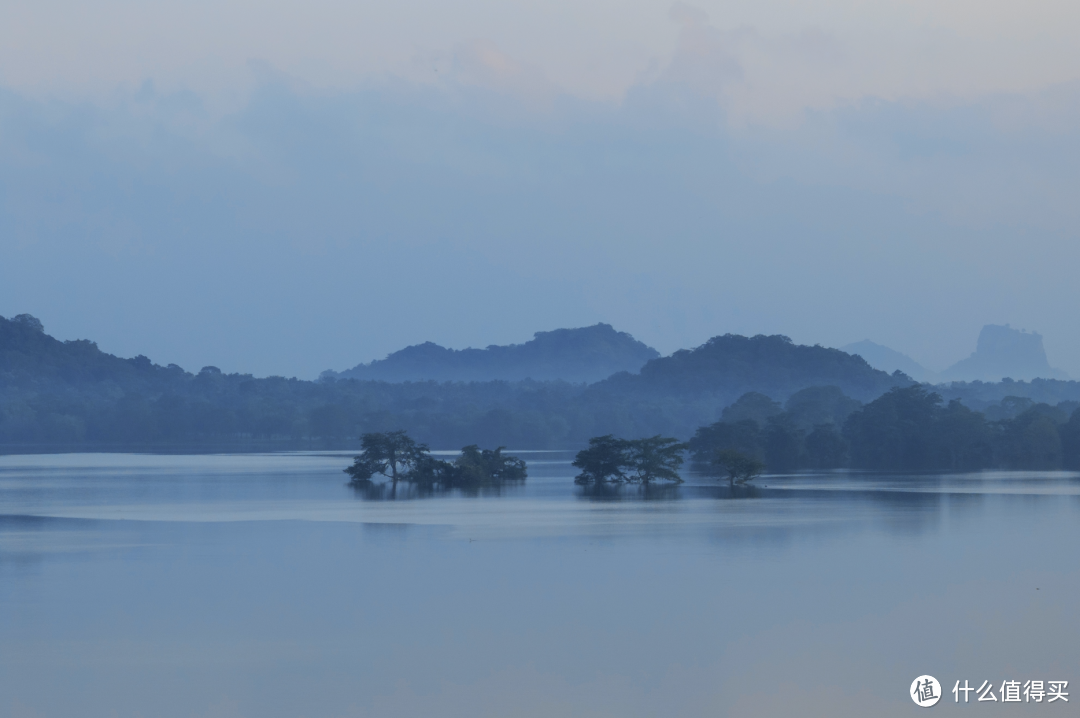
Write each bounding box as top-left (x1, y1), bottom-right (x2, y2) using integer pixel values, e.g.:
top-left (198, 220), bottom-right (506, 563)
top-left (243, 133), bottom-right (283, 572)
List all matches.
top-left (453, 445), bottom-right (528, 487)
top-left (992, 405), bottom-right (1067, 470)
top-left (688, 419), bottom-right (762, 469)
top-left (804, 424), bottom-right (847, 468)
top-left (1020, 415), bottom-right (1063, 469)
top-left (721, 392), bottom-right (783, 425)
top-left (935, 399), bottom-right (992, 470)
top-left (1000, 411), bottom-right (1063, 469)
top-left (309, 403), bottom-right (350, 438)
top-left (1062, 408), bottom-right (1080, 470)
top-left (344, 430), bottom-right (427, 485)
top-left (409, 454), bottom-right (460, 488)
top-left (763, 422), bottom-right (801, 472)
top-left (12, 314), bottom-right (44, 333)
top-left (715, 448), bottom-right (765, 487)
top-left (343, 455), bottom-right (380, 484)
top-left (784, 386), bottom-right (862, 430)
top-left (843, 386), bottom-right (943, 470)
top-left (625, 435), bottom-right (687, 484)
top-left (573, 435), bottom-right (631, 485)
top-left (346, 437), bottom-right (529, 490)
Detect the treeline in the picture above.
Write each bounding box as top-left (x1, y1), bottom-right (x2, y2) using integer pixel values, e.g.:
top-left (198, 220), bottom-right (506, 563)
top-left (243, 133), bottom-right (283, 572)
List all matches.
top-left (688, 385), bottom-right (1080, 472)
top-left (4, 313), bottom-right (1080, 473)
top-left (0, 318), bottom-right (907, 449)
top-left (0, 336), bottom-right (882, 450)
top-left (0, 366), bottom-right (589, 449)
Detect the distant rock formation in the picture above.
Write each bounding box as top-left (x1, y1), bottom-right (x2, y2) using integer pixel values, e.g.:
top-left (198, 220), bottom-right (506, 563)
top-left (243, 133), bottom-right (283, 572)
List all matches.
top-left (941, 325), bottom-right (1068, 382)
top-left (324, 324), bottom-right (660, 384)
top-left (841, 340), bottom-right (938, 383)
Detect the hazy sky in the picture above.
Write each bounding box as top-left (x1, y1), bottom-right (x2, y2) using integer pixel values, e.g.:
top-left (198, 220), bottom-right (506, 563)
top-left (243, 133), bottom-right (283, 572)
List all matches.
top-left (2, 0), bottom-right (1079, 378)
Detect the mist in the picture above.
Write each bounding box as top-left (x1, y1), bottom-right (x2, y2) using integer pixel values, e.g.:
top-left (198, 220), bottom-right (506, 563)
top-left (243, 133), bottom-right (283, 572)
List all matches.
top-left (5, 5), bottom-right (1080, 716)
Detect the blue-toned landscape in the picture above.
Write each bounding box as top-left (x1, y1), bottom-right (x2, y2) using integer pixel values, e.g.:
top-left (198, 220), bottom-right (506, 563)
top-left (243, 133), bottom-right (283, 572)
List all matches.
top-left (4, 0), bottom-right (1080, 713)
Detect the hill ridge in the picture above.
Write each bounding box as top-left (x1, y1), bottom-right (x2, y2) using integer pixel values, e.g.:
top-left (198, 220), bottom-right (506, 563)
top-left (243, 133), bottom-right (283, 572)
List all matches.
top-left (324, 323), bottom-right (660, 384)
top-left (590, 333), bottom-right (909, 404)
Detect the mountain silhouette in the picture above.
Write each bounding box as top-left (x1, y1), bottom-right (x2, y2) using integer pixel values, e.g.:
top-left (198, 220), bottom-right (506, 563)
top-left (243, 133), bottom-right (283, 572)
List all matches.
top-left (589, 333), bottom-right (909, 406)
top-left (324, 324), bottom-right (660, 384)
top-left (842, 340), bottom-right (938, 383)
top-left (942, 325), bottom-right (1068, 382)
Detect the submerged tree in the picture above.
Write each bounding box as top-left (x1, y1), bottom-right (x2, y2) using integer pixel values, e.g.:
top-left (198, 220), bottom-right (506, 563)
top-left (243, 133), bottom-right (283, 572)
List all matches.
top-left (625, 435), bottom-right (688, 484)
top-left (572, 435), bottom-right (631, 485)
top-left (573, 434), bottom-right (686, 485)
top-left (715, 448), bottom-right (765, 487)
top-left (452, 445), bottom-right (528, 488)
top-left (346, 431), bottom-right (527, 490)
top-left (345, 430), bottom-right (427, 485)
top-left (408, 453), bottom-right (460, 488)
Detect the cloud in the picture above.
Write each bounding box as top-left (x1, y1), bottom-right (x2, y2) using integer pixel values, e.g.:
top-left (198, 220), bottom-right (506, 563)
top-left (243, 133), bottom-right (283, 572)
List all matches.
top-left (446, 40), bottom-right (559, 111)
top-left (662, 3), bottom-right (742, 100)
top-left (6, 0), bottom-right (1080, 117)
top-left (2, 27), bottom-right (1080, 378)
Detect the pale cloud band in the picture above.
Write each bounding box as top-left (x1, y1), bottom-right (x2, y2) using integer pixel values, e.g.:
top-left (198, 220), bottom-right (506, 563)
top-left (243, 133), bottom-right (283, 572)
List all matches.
top-left (3, 0), bottom-right (1079, 122)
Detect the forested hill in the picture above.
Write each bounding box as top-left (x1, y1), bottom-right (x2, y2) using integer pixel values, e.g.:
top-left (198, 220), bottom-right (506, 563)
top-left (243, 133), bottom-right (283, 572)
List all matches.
top-left (0, 313), bottom-right (184, 390)
top-left (0, 313), bottom-right (585, 448)
top-left (325, 324), bottom-right (660, 384)
top-left (5, 314), bottom-right (1080, 453)
top-left (590, 334), bottom-right (907, 405)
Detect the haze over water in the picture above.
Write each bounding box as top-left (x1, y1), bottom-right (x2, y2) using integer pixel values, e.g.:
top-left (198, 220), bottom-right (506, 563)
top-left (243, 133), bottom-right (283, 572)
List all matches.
top-left (2, 452), bottom-right (1077, 717)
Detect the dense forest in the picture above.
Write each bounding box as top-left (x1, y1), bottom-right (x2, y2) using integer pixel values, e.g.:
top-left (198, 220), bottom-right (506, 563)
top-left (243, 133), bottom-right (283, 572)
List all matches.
top-left (2, 313), bottom-right (1079, 470)
top-left (687, 385), bottom-right (1080, 473)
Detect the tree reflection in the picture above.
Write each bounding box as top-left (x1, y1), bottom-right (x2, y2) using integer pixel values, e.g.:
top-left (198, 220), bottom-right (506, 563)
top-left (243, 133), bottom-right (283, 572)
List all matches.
top-left (348, 480), bottom-right (521, 501)
top-left (576, 483), bottom-right (682, 501)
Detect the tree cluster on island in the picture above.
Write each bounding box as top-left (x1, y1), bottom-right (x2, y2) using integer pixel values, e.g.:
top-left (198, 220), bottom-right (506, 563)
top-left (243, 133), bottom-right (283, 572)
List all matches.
top-left (570, 434), bottom-right (765, 487)
top-left (345, 430), bottom-right (527, 490)
top-left (347, 430), bottom-right (767, 494)
top-left (572, 435), bottom-right (688, 485)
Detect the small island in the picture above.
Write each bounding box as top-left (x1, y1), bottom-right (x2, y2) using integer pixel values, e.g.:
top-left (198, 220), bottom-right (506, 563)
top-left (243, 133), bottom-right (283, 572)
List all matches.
top-left (345, 430), bottom-right (527, 490)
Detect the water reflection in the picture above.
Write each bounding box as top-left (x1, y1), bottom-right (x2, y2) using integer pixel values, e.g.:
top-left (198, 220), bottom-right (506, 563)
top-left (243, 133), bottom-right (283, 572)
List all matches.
top-left (576, 483), bottom-right (683, 501)
top-left (4, 453), bottom-right (1080, 718)
top-left (575, 481), bottom-right (773, 502)
top-left (348, 480), bottom-right (525, 501)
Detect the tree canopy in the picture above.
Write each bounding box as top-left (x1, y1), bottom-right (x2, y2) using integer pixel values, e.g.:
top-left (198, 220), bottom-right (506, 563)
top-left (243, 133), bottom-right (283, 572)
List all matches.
top-left (573, 435), bottom-right (687, 485)
top-left (572, 435), bottom-right (631, 485)
top-left (345, 430), bottom-right (426, 483)
top-left (625, 436), bottom-right (688, 484)
top-left (715, 449), bottom-right (765, 486)
top-left (345, 431), bottom-right (527, 490)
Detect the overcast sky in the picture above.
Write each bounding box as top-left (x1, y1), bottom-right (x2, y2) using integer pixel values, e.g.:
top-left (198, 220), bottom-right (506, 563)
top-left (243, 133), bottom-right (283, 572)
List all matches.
top-left (2, 0), bottom-right (1079, 378)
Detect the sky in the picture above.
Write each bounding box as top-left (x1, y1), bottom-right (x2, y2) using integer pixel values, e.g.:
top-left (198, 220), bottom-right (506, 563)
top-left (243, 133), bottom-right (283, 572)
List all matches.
top-left (2, 0), bottom-right (1079, 379)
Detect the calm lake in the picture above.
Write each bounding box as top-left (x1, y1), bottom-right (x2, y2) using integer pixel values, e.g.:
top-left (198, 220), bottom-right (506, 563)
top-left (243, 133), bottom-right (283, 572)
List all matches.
top-left (1, 452), bottom-right (1078, 717)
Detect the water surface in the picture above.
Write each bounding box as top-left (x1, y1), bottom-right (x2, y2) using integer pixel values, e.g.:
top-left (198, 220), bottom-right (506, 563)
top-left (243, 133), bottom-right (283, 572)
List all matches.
top-left (2, 452), bottom-right (1078, 717)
